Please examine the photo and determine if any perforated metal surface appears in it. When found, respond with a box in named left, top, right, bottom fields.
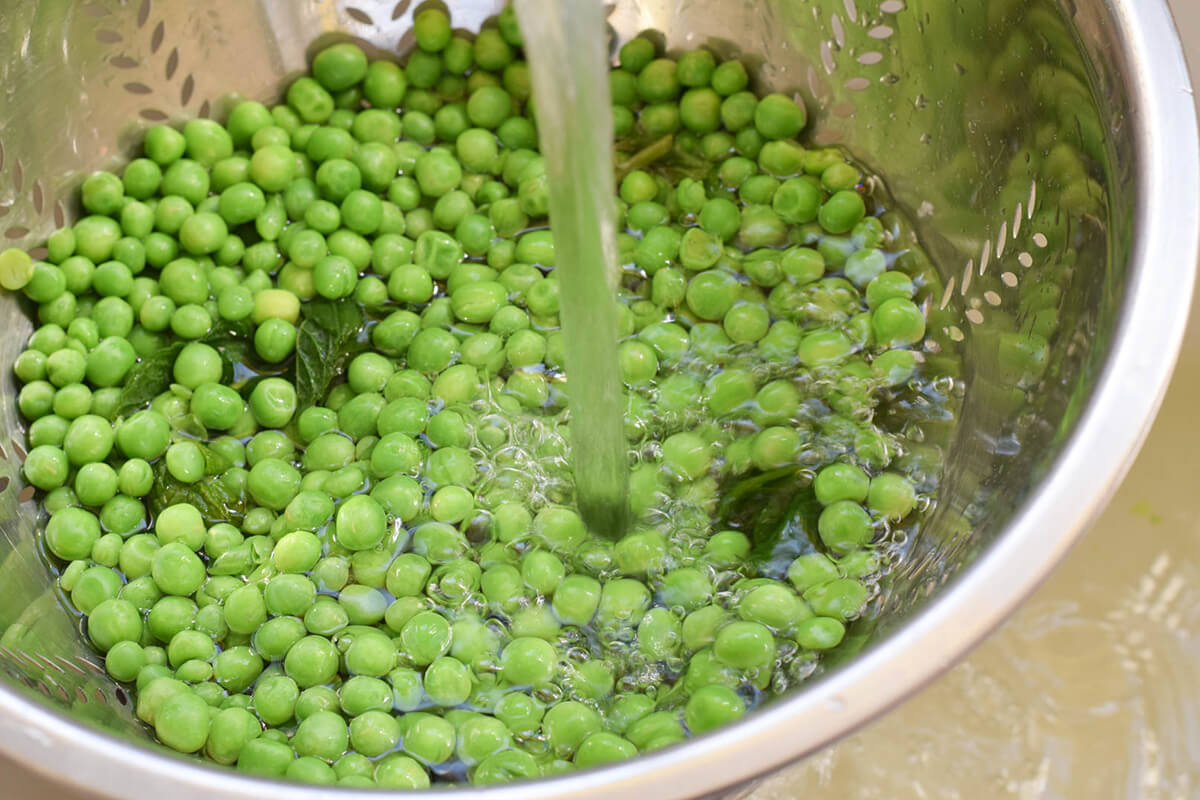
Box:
left=0, top=1, right=1193, bottom=799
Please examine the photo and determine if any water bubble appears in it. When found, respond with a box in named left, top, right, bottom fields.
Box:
left=533, top=685, right=562, bottom=705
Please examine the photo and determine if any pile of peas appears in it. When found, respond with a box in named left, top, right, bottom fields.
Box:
left=0, top=4, right=939, bottom=788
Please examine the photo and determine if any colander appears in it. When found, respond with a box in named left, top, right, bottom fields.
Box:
left=0, top=0, right=1195, bottom=798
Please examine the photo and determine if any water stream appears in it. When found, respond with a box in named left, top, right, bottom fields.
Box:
left=513, top=0, right=630, bottom=538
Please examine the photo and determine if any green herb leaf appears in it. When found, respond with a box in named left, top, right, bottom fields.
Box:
left=204, top=317, right=256, bottom=383
left=147, top=447, right=244, bottom=525
left=614, top=133, right=714, bottom=183
left=717, top=467, right=823, bottom=568
left=114, top=318, right=257, bottom=419
left=616, top=134, right=676, bottom=181
left=170, top=412, right=208, bottom=441
left=294, top=299, right=366, bottom=409
left=208, top=542, right=254, bottom=576
left=114, top=342, right=186, bottom=419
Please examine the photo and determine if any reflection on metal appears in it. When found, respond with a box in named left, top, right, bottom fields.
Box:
left=0, top=1, right=1194, bottom=800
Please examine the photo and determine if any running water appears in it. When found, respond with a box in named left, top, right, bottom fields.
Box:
left=513, top=0, right=630, bottom=538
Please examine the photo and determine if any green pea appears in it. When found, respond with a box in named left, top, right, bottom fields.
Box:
left=872, top=297, right=926, bottom=346
left=865, top=270, right=916, bottom=310
left=370, top=753, right=427, bottom=788
left=635, top=606, right=681, bottom=661
left=867, top=472, right=917, bottom=519
left=660, top=567, right=714, bottom=612
left=336, top=675, right=391, bottom=719
left=679, top=604, right=727, bottom=651
left=237, top=735, right=295, bottom=777
left=543, top=701, right=603, bottom=758
left=787, top=553, right=840, bottom=592
left=813, top=463, right=870, bottom=505
left=337, top=585, right=387, bottom=626
left=448, top=714, right=509, bottom=766
left=71, top=565, right=122, bottom=615
left=738, top=584, right=812, bottom=634
left=403, top=713, right=456, bottom=765
left=117, top=535, right=159, bottom=580
left=23, top=444, right=69, bottom=491
left=341, top=709, right=400, bottom=758
left=757, top=139, right=805, bottom=177
left=360, top=58, right=407, bottom=106
left=796, top=616, right=846, bottom=650
left=398, top=610, right=452, bottom=666
left=250, top=616, right=304, bottom=663
left=672, top=48, right=714, bottom=86
left=618, top=340, right=659, bottom=386
left=44, top=506, right=100, bottom=561
left=818, top=190, right=866, bottom=235
left=575, top=731, right=638, bottom=768
left=87, top=598, right=143, bottom=652
left=750, top=92, right=805, bottom=140
left=712, top=620, right=776, bottom=671
left=152, top=688, right=211, bottom=754
left=247, top=378, right=297, bottom=428
left=797, top=329, right=855, bottom=367
left=683, top=269, right=735, bottom=321
left=282, top=635, right=340, bottom=688
left=451, top=280, right=507, bottom=324
left=369, top=430, right=421, bottom=477
left=289, top=710, right=348, bottom=763
left=244, top=457, right=300, bottom=511
left=685, top=684, right=746, bottom=734
left=104, top=639, right=147, bottom=683
left=267, top=531, right=319, bottom=575
left=804, top=578, right=869, bottom=621
left=817, top=501, right=874, bottom=555
left=421, top=655, right=471, bottom=706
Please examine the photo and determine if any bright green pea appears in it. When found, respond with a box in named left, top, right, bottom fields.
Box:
left=817, top=500, right=875, bottom=555
left=282, top=635, right=340, bottom=688
left=543, top=701, right=603, bottom=758
left=374, top=754, right=430, bottom=788
left=363, top=60, right=408, bottom=108
left=712, top=620, right=776, bottom=671
left=155, top=689, right=212, bottom=753
left=87, top=598, right=143, bottom=652
left=399, top=610, right=452, bottom=666
left=797, top=329, right=855, bottom=367
left=819, top=190, right=866, bottom=235
left=349, top=710, right=402, bottom=757
left=738, top=584, right=812, bottom=633
left=423, top=656, right=472, bottom=706
left=575, top=731, right=638, bottom=768
left=814, top=463, right=870, bottom=505
left=685, top=684, right=746, bottom=734
left=867, top=472, right=917, bottom=519
left=872, top=297, right=926, bottom=347
left=787, top=553, right=841, bottom=593
left=247, top=378, right=297, bottom=428
left=844, top=248, right=887, bottom=288
left=796, top=616, right=847, bottom=650
left=804, top=578, right=869, bottom=621
left=403, top=713, right=456, bottom=765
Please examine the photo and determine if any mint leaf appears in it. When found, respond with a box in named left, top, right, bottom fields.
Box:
left=294, top=299, right=366, bottom=409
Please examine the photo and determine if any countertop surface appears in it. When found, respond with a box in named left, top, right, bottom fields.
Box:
left=6, top=2, right=1200, bottom=798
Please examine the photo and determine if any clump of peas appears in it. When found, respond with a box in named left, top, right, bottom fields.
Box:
left=0, top=3, right=938, bottom=788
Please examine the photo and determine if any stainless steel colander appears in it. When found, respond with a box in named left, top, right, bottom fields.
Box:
left=0, top=1, right=1195, bottom=798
